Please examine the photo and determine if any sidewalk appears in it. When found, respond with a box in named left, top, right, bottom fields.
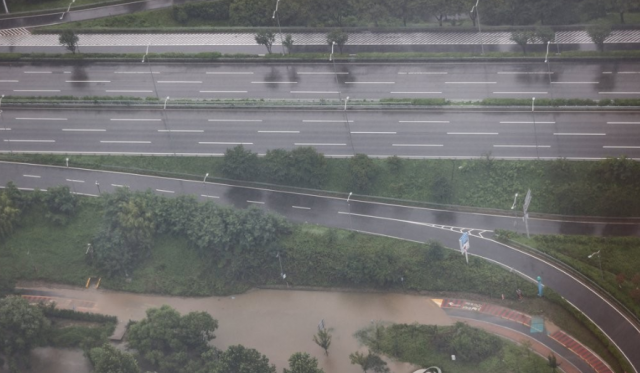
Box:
left=434, top=298, right=614, bottom=373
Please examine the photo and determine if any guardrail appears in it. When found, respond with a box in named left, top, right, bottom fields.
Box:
left=495, top=234, right=640, bottom=330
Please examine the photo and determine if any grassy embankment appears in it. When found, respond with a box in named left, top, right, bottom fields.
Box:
left=3, top=154, right=640, bottom=217
left=0, top=197, right=627, bottom=372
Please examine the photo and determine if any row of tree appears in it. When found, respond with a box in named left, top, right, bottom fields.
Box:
left=170, top=0, right=638, bottom=27
left=90, top=188, right=291, bottom=278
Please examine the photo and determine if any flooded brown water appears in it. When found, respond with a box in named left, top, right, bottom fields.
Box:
left=16, top=284, right=454, bottom=373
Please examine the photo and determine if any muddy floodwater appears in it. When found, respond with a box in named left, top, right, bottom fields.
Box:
left=14, top=284, right=454, bottom=373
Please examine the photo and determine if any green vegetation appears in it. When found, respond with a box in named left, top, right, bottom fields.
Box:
left=356, top=322, right=548, bottom=373
left=89, top=343, right=140, bottom=373
left=3, top=0, right=114, bottom=13
left=284, top=353, right=324, bottom=373
left=499, top=231, right=640, bottom=320
left=349, top=350, right=389, bottom=373
left=58, top=30, right=79, bottom=53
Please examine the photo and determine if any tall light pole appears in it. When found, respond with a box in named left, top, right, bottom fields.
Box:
left=347, top=192, right=354, bottom=230
left=95, top=181, right=101, bottom=194
left=0, top=94, right=4, bottom=113
left=344, top=96, right=349, bottom=111
left=60, top=0, right=75, bottom=20
left=330, top=41, right=336, bottom=62
left=163, top=96, right=170, bottom=110
left=544, top=41, right=550, bottom=63
left=203, top=172, right=209, bottom=183
left=470, top=0, right=485, bottom=55
left=272, top=0, right=285, bottom=56
left=2, top=0, right=9, bottom=15
left=511, top=193, right=519, bottom=227
left=65, top=157, right=69, bottom=167
left=531, top=97, right=535, bottom=112
left=142, top=44, right=149, bottom=63
left=588, top=250, right=604, bottom=281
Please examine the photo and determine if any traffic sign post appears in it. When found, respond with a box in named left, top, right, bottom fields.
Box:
left=459, top=232, right=470, bottom=264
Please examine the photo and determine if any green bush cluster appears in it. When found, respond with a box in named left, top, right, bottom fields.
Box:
left=172, top=0, right=232, bottom=24
left=40, top=303, right=118, bottom=324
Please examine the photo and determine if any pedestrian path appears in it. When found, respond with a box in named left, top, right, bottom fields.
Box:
left=434, top=298, right=614, bottom=373
left=2, top=29, right=640, bottom=47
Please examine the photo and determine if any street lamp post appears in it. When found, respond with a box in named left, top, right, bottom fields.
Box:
left=203, top=173, right=209, bottom=183
left=142, top=44, right=149, bottom=63
left=531, top=97, right=535, bottom=112
left=60, top=0, right=75, bottom=20
left=511, top=192, right=519, bottom=227
left=2, top=0, right=9, bottom=14
left=0, top=94, right=4, bottom=113
left=95, top=181, right=101, bottom=194
left=544, top=41, right=550, bottom=63
left=65, top=157, right=69, bottom=167
left=344, top=96, right=349, bottom=111
left=272, top=0, right=285, bottom=56
left=163, top=96, right=170, bottom=110
left=347, top=192, right=354, bottom=230
left=330, top=41, right=336, bottom=62
left=470, top=0, right=485, bottom=55
left=588, top=250, right=604, bottom=280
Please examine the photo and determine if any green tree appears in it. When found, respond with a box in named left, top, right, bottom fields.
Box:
left=213, top=345, right=276, bottom=373
left=0, top=190, right=20, bottom=241
left=283, top=34, right=295, bottom=54
left=349, top=350, right=389, bottom=373
left=326, top=29, right=348, bottom=53
left=450, top=322, right=503, bottom=362
left=427, top=0, right=466, bottom=27
left=127, top=305, right=217, bottom=372
left=390, top=0, right=430, bottom=26
left=586, top=22, right=612, bottom=52
left=313, top=328, right=332, bottom=356
left=482, top=0, right=537, bottom=26
left=535, top=26, right=555, bottom=44
left=222, top=145, right=260, bottom=180
left=0, top=272, right=15, bottom=298
left=510, top=30, right=535, bottom=54
left=255, top=30, right=276, bottom=53
left=229, top=0, right=272, bottom=26
left=0, top=296, right=50, bottom=373
left=289, top=146, right=328, bottom=188
left=547, top=353, right=561, bottom=373
left=58, top=30, right=79, bottom=53
left=44, top=185, right=77, bottom=225
left=580, top=0, right=608, bottom=20
left=284, top=352, right=324, bottom=373
left=264, top=148, right=293, bottom=184
left=610, top=0, right=634, bottom=23
left=348, top=154, right=379, bottom=193
left=89, top=343, right=140, bottom=373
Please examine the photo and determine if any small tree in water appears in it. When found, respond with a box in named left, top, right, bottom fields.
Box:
left=313, top=328, right=332, bottom=356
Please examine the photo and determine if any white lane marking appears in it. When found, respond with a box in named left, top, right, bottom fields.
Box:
left=16, top=117, right=67, bottom=121
left=247, top=200, right=265, bottom=204
left=258, top=131, right=300, bottom=133
left=618, top=71, right=640, bottom=74
left=66, top=80, right=110, bottom=83
left=398, top=72, right=447, bottom=75
left=493, top=145, right=551, bottom=148
left=208, top=119, right=262, bottom=122
left=23, top=174, right=41, bottom=178
left=302, top=120, right=353, bottom=123
left=391, top=91, right=442, bottom=94
left=66, top=179, right=84, bottom=183
left=294, top=143, right=346, bottom=146
left=297, top=72, right=348, bottom=75
left=345, top=81, right=395, bottom=84
left=602, top=72, right=613, bottom=74
left=554, top=133, right=606, bottom=136
left=13, top=90, right=60, bottom=92
left=351, top=132, right=396, bottom=134
left=62, top=129, right=106, bottom=132
left=201, top=194, right=220, bottom=199
left=493, top=92, right=548, bottom=94
left=110, top=118, right=161, bottom=121
left=206, top=72, right=254, bottom=74
left=157, top=130, right=204, bottom=133
left=24, top=71, right=51, bottom=74
left=392, top=144, right=443, bottom=147
left=156, top=189, right=174, bottom=194
left=105, top=90, right=153, bottom=93
left=3, top=139, right=55, bottom=142
left=551, top=81, right=598, bottom=84
left=63, top=71, right=71, bottom=74
left=399, top=120, right=449, bottom=123
left=500, top=121, right=556, bottom=124
left=607, top=122, right=640, bottom=124
left=447, top=132, right=499, bottom=135
left=445, top=81, right=497, bottom=84
left=603, top=146, right=640, bottom=149
left=157, top=81, right=202, bottom=84
left=599, top=92, right=640, bottom=95
left=0, top=80, right=19, bottom=82
left=200, top=90, right=248, bottom=93
left=497, top=71, right=553, bottom=75
left=292, top=206, right=311, bottom=209
left=199, top=142, right=253, bottom=145
left=114, top=71, right=159, bottom=74
left=251, top=81, right=297, bottom=84
left=0, top=128, right=11, bottom=131
left=100, top=141, right=152, bottom=143
left=111, top=184, right=128, bottom=187
left=291, top=91, right=340, bottom=94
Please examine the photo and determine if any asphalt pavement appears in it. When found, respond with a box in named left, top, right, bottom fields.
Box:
left=2, top=61, right=640, bottom=100
left=0, top=161, right=638, bottom=371
left=2, top=108, right=640, bottom=160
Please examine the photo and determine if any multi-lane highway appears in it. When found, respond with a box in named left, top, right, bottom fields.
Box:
left=1, top=108, right=640, bottom=159
left=1, top=161, right=639, bottom=371
left=2, top=62, right=640, bottom=100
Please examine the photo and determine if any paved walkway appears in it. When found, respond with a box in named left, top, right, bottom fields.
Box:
left=436, top=298, right=614, bottom=373
left=2, top=28, right=640, bottom=47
